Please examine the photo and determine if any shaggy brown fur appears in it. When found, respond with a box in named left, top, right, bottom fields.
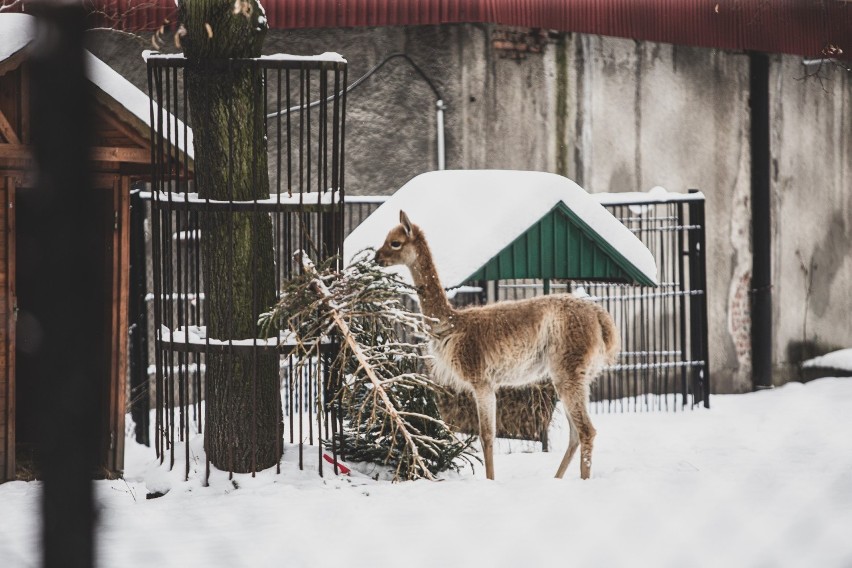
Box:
left=435, top=385, right=557, bottom=443
left=375, top=211, right=619, bottom=480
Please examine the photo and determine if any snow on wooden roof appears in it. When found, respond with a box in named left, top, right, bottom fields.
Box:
left=0, top=13, right=192, bottom=159
left=0, top=14, right=32, bottom=64
left=86, top=51, right=193, bottom=160
left=344, top=170, right=659, bottom=288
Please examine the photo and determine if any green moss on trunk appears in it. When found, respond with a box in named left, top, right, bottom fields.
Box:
left=180, top=0, right=282, bottom=472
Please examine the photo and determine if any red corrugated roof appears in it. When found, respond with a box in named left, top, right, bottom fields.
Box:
left=82, top=0, right=851, bottom=60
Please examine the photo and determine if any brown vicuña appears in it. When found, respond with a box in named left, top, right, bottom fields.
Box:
left=375, top=210, right=619, bottom=480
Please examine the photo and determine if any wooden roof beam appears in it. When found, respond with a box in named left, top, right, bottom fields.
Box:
left=0, top=111, right=20, bottom=145
left=0, top=143, right=149, bottom=163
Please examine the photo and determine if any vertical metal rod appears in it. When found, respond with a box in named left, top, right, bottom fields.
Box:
left=129, top=188, right=150, bottom=445
left=677, top=203, right=689, bottom=409
left=164, top=66, right=176, bottom=471
left=151, top=65, right=165, bottom=463
left=436, top=99, right=446, bottom=170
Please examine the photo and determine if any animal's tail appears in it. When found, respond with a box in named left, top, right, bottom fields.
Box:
left=597, top=309, right=620, bottom=366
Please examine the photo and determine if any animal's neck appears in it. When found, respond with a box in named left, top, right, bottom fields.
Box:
left=408, top=238, right=455, bottom=324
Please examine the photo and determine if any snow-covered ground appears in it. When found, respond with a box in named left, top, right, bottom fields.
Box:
left=2, top=377, right=851, bottom=567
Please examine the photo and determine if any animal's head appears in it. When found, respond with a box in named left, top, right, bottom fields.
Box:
left=375, top=210, right=418, bottom=267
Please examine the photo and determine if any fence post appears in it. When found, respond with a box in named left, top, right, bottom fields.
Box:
left=129, top=187, right=150, bottom=445
left=688, top=190, right=711, bottom=408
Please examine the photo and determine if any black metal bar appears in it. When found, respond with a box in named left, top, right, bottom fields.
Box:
left=677, top=202, right=690, bottom=409
left=749, top=51, right=773, bottom=391
left=689, top=190, right=711, bottom=407
left=28, top=6, right=97, bottom=566
left=152, top=56, right=166, bottom=463
left=129, top=188, right=151, bottom=446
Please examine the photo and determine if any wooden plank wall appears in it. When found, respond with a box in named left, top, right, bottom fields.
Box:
left=104, top=176, right=129, bottom=474
left=1, top=177, right=16, bottom=482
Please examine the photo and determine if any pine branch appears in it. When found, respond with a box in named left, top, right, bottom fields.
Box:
left=261, top=250, right=476, bottom=481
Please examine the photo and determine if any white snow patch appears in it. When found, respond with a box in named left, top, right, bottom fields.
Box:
left=802, top=348, right=852, bottom=372
left=344, top=170, right=659, bottom=288
left=143, top=51, right=347, bottom=64
left=159, top=325, right=308, bottom=347
left=593, top=185, right=705, bottom=205
left=87, top=51, right=194, bottom=159
left=0, top=13, right=34, bottom=63
left=142, top=190, right=336, bottom=206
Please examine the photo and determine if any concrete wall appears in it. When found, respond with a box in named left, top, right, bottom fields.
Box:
left=770, top=56, right=852, bottom=384
left=562, top=36, right=752, bottom=393
left=85, top=24, right=852, bottom=393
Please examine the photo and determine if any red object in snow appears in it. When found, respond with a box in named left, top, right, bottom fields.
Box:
left=323, top=454, right=351, bottom=475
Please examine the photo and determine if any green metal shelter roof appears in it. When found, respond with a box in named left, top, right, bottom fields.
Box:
left=467, top=202, right=656, bottom=286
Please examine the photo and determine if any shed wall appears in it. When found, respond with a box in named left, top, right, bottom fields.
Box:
left=0, top=177, right=14, bottom=482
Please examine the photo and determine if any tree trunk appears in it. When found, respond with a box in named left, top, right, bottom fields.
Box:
left=179, top=0, right=281, bottom=472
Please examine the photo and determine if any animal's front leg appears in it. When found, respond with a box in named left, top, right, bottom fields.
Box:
left=473, top=387, right=497, bottom=480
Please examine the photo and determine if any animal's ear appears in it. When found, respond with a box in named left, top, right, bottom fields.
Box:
left=400, top=210, right=412, bottom=237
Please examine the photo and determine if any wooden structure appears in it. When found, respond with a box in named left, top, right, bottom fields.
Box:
left=0, top=15, right=192, bottom=482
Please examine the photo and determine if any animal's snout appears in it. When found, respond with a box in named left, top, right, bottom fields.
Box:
left=374, top=249, right=387, bottom=266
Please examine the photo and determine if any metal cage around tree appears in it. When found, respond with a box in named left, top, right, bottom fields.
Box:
left=146, top=53, right=347, bottom=482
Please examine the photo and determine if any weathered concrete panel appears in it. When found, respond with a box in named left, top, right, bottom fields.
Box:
left=569, top=35, right=751, bottom=392
left=770, top=55, right=852, bottom=383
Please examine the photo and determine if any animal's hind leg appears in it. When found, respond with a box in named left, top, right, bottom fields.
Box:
left=473, top=387, right=497, bottom=480
left=554, top=402, right=579, bottom=479
left=554, top=378, right=596, bottom=479
left=567, top=394, right=596, bottom=479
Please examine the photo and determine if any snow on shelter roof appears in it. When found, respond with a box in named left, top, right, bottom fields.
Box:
left=344, top=170, right=659, bottom=288
left=0, top=14, right=192, bottom=160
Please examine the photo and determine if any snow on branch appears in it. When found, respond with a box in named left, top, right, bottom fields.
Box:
left=259, top=250, right=476, bottom=481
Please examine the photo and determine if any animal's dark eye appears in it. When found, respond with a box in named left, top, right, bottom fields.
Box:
left=390, top=240, right=402, bottom=249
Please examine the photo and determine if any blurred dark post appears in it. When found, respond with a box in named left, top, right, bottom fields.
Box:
left=29, top=4, right=99, bottom=568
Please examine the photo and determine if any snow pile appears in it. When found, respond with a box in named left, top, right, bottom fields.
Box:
left=2, top=378, right=852, bottom=567
left=802, top=348, right=852, bottom=372
left=344, top=170, right=659, bottom=288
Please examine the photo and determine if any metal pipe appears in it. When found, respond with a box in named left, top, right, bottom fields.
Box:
left=749, top=51, right=773, bottom=391
left=436, top=99, right=446, bottom=170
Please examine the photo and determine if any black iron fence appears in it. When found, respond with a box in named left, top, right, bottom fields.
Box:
left=145, top=54, right=347, bottom=481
